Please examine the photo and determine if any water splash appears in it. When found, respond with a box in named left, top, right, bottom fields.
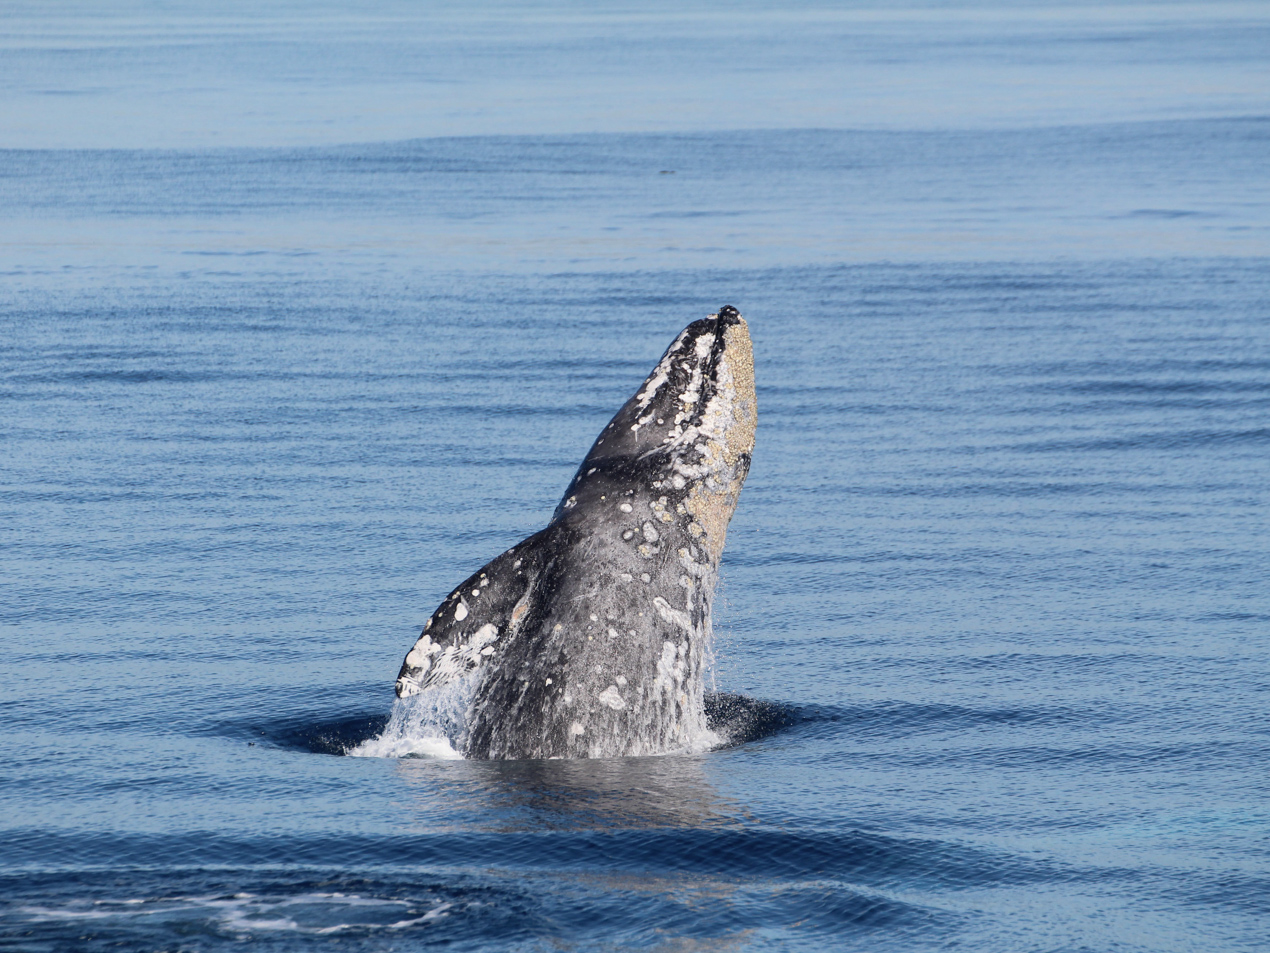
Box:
left=347, top=679, right=475, bottom=760
left=347, top=673, right=730, bottom=760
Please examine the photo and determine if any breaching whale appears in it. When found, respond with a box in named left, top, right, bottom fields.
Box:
left=394, top=307, right=756, bottom=759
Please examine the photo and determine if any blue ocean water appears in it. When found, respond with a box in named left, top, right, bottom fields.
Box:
left=3, top=2, right=1269, bottom=951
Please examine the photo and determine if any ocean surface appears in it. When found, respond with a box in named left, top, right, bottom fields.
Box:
left=3, top=2, right=1269, bottom=951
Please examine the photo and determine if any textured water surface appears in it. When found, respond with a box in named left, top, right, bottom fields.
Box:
left=3, top=2, right=1270, bottom=951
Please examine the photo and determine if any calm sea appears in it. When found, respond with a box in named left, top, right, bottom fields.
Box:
left=2, top=2, right=1268, bottom=951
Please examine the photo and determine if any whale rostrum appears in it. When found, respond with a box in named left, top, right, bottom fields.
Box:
left=394, top=307, right=756, bottom=759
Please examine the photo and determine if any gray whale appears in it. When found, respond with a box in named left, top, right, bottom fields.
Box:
left=394, top=307, right=756, bottom=759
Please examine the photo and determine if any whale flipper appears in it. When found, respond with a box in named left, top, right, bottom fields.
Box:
left=394, top=528, right=555, bottom=696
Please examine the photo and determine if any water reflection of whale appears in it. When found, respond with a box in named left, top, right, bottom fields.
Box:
left=392, top=748, right=744, bottom=833
left=378, top=696, right=797, bottom=832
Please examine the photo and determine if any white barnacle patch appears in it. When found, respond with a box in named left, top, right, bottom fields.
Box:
left=619, top=502, right=633, bottom=513
left=653, top=640, right=683, bottom=696
left=404, top=632, right=438, bottom=671
left=454, top=601, right=469, bottom=621
left=634, top=338, right=682, bottom=411
left=564, top=495, right=578, bottom=509
left=598, top=685, right=626, bottom=710
left=545, top=677, right=553, bottom=685
left=641, top=573, right=651, bottom=583
left=616, top=674, right=627, bottom=687
left=607, top=627, right=619, bottom=639
left=678, top=547, right=708, bottom=578
left=637, top=543, right=658, bottom=559
left=623, top=529, right=634, bottom=540
left=650, top=498, right=674, bottom=524
left=619, top=572, right=633, bottom=582
left=570, top=722, right=586, bottom=736
left=471, top=589, right=481, bottom=597
left=641, top=521, right=659, bottom=543
left=653, top=595, right=693, bottom=633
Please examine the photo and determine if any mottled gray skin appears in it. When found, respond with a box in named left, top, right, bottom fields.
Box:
left=395, top=307, right=756, bottom=759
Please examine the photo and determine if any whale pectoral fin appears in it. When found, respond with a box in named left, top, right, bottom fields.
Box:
left=394, top=529, right=549, bottom=698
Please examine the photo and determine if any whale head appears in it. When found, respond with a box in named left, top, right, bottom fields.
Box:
left=554, top=306, right=756, bottom=559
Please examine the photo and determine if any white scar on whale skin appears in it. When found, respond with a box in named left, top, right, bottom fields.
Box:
left=379, top=308, right=755, bottom=760
left=397, top=623, right=498, bottom=696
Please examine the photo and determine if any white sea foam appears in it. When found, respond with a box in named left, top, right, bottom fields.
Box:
left=347, top=679, right=475, bottom=759
left=18, top=893, right=451, bottom=936
left=676, top=725, right=723, bottom=755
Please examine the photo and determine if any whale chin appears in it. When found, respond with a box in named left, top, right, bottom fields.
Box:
left=393, top=307, right=756, bottom=760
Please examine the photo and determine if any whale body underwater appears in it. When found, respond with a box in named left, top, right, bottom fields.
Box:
left=393, top=307, right=756, bottom=759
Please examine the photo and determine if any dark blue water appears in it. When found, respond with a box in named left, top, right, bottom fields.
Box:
left=3, top=3, right=1269, bottom=951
